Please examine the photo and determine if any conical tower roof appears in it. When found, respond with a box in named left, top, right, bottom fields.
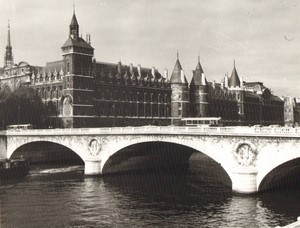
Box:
left=170, top=54, right=188, bottom=84
left=190, top=57, right=207, bottom=86
left=228, top=61, right=240, bottom=87
left=69, top=7, right=79, bottom=40
left=70, top=11, right=79, bottom=27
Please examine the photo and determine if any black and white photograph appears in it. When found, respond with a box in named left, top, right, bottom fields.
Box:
left=0, top=0, right=300, bottom=227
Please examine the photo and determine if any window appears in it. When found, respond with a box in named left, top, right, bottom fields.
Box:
left=67, top=62, right=70, bottom=73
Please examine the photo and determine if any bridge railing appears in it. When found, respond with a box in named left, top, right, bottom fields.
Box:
left=5, top=126, right=300, bottom=137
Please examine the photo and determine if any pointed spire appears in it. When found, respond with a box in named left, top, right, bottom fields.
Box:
left=228, top=60, right=241, bottom=87
left=4, top=19, right=13, bottom=66
left=69, top=6, right=79, bottom=40
left=7, top=20, right=11, bottom=47
left=170, top=53, right=187, bottom=84
left=191, top=56, right=206, bottom=86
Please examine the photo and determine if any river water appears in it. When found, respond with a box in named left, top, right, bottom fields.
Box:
left=0, top=153, right=299, bottom=227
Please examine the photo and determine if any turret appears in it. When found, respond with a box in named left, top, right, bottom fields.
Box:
left=189, top=56, right=209, bottom=117
left=170, top=53, right=189, bottom=125
left=228, top=60, right=241, bottom=88
left=69, top=8, right=79, bottom=40
left=229, top=61, right=245, bottom=123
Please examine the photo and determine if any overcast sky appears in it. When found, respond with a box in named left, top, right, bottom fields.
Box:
left=1, top=0, right=300, bottom=97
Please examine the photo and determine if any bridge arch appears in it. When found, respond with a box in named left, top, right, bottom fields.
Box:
left=100, top=136, right=233, bottom=184
left=258, top=158, right=300, bottom=192
left=7, top=137, right=88, bottom=163
left=10, top=141, right=84, bottom=164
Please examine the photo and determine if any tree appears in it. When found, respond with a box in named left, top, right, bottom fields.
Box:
left=0, top=86, right=47, bottom=129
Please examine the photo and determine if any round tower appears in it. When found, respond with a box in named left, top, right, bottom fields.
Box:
left=170, top=54, right=189, bottom=125
left=190, top=57, right=209, bottom=117
left=229, top=61, right=245, bottom=124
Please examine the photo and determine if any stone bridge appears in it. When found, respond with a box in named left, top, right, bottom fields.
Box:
left=1, top=125, right=300, bottom=194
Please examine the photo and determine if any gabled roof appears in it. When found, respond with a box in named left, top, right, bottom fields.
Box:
left=190, top=60, right=207, bottom=86
left=229, top=65, right=240, bottom=87
left=62, top=36, right=94, bottom=49
left=170, top=59, right=188, bottom=84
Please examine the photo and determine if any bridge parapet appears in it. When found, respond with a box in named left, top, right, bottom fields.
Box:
left=5, top=126, right=300, bottom=137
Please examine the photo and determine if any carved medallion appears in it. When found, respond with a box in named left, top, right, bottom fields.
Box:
left=234, top=142, right=257, bottom=167
left=88, top=139, right=101, bottom=156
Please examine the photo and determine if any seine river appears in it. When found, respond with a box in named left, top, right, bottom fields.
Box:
left=0, top=153, right=299, bottom=227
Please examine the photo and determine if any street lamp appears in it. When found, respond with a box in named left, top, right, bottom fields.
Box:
left=151, top=93, right=153, bottom=117
left=17, top=106, right=20, bottom=125
left=158, top=94, right=161, bottom=117
left=144, top=93, right=146, bottom=117
left=259, top=97, right=263, bottom=126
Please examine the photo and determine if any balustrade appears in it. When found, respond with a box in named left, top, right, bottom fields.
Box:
left=5, top=126, right=300, bottom=137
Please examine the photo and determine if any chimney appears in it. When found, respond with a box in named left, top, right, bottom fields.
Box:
left=240, top=76, right=244, bottom=87
left=86, top=34, right=91, bottom=45
left=130, top=63, right=133, bottom=75
left=151, top=66, right=155, bottom=77
left=164, top=68, right=168, bottom=81
left=224, top=73, right=228, bottom=88
left=201, top=73, right=207, bottom=85
left=137, top=64, right=141, bottom=76
left=118, top=61, right=122, bottom=74
left=212, top=80, right=215, bottom=89
left=180, top=70, right=185, bottom=83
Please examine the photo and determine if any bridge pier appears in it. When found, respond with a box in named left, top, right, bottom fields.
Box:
left=231, top=167, right=258, bottom=194
left=84, top=160, right=102, bottom=176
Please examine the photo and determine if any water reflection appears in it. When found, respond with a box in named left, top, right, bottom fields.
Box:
left=0, top=153, right=298, bottom=227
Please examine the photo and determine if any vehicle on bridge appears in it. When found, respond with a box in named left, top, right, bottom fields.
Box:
left=181, top=117, right=223, bottom=127
left=6, top=124, right=33, bottom=130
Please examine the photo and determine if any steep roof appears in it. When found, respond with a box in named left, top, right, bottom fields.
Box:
left=70, top=12, right=79, bottom=27
left=62, top=36, right=94, bottom=50
left=44, top=60, right=65, bottom=73
left=190, top=60, right=207, bottom=86
left=94, top=61, right=163, bottom=79
left=170, top=59, right=188, bottom=84
left=229, top=65, right=241, bottom=87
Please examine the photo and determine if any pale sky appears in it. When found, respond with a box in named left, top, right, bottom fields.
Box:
left=1, top=0, right=300, bottom=97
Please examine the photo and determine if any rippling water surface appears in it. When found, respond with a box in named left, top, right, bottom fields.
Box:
left=0, top=153, right=299, bottom=227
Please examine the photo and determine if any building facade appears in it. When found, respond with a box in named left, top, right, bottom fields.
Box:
left=0, top=11, right=285, bottom=128
left=172, top=58, right=284, bottom=126
left=282, top=96, right=300, bottom=126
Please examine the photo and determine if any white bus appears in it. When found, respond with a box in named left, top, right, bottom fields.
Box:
left=6, top=124, right=33, bottom=130
left=181, top=117, right=223, bottom=127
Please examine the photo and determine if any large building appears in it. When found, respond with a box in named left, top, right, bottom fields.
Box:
left=170, top=58, right=284, bottom=126
left=0, top=11, right=284, bottom=128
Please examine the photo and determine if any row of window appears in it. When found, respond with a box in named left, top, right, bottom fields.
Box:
left=94, top=102, right=170, bottom=118
left=31, top=73, right=63, bottom=83
left=95, top=73, right=169, bottom=88
left=37, top=85, right=64, bottom=100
